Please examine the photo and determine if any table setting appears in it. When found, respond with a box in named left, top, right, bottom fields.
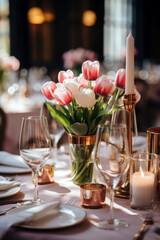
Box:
left=0, top=151, right=160, bottom=240
left=0, top=32, right=160, bottom=240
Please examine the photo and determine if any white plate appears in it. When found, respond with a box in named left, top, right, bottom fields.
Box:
left=0, top=165, right=31, bottom=174
left=8, top=204, right=86, bottom=229
left=0, top=186, right=21, bottom=198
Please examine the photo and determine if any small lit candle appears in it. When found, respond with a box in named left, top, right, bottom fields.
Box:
left=131, top=167, right=155, bottom=207
left=125, top=32, right=135, bottom=94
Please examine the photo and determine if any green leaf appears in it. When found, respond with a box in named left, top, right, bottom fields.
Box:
left=46, top=102, right=72, bottom=133
left=96, top=108, right=110, bottom=118
left=70, top=122, right=88, bottom=136
left=57, top=105, right=70, bottom=117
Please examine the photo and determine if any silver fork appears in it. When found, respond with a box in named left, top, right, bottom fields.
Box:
left=133, top=212, right=154, bottom=240
left=64, top=198, right=76, bottom=206
left=0, top=206, right=17, bottom=216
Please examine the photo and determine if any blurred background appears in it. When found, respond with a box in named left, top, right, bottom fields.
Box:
left=0, top=0, right=160, bottom=153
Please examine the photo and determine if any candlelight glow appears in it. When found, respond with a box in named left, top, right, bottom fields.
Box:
left=140, top=166, right=144, bottom=177
left=44, top=12, right=55, bottom=22
left=28, top=7, right=45, bottom=24
left=28, top=8, right=55, bottom=24
left=82, top=10, right=97, bottom=27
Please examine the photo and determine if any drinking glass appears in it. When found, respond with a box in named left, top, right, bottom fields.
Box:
left=111, top=108, right=138, bottom=198
left=93, top=123, right=129, bottom=230
left=19, top=116, right=51, bottom=204
left=41, top=103, right=65, bottom=161
left=111, top=107, right=138, bottom=140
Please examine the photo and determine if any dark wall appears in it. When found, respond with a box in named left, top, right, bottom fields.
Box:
left=9, top=0, right=104, bottom=71
left=9, top=0, right=29, bottom=68
left=133, top=0, right=160, bottom=67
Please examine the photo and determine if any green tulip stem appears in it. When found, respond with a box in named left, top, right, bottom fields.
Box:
left=72, top=161, right=89, bottom=181
left=88, top=81, right=92, bottom=89
left=105, top=94, right=114, bottom=109
left=108, top=88, right=121, bottom=115
left=67, top=103, right=75, bottom=121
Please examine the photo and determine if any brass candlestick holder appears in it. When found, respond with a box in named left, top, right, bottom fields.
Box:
left=115, top=93, right=136, bottom=199
left=123, top=94, right=136, bottom=155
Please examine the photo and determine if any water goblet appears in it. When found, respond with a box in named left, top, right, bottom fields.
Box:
left=93, top=123, right=129, bottom=230
left=111, top=107, right=138, bottom=140
left=41, top=103, right=65, bottom=160
left=19, top=116, right=51, bottom=204
left=111, top=108, right=139, bottom=198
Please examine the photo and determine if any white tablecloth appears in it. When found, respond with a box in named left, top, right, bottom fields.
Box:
left=0, top=152, right=159, bottom=240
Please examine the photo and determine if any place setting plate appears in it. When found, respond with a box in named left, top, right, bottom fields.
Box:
left=0, top=186, right=21, bottom=199
left=0, top=165, right=31, bottom=174
left=8, top=204, right=87, bottom=229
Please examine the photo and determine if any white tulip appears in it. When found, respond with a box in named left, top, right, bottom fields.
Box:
left=63, top=78, right=79, bottom=98
left=75, top=87, right=96, bottom=108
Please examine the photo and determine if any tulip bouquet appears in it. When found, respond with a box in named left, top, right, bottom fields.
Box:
left=41, top=62, right=127, bottom=136
left=41, top=61, right=139, bottom=185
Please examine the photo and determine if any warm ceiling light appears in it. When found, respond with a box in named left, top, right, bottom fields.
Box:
left=44, top=12, right=55, bottom=22
left=82, top=10, right=97, bottom=27
left=28, top=7, right=45, bottom=24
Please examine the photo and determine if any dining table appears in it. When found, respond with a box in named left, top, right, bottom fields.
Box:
left=0, top=150, right=160, bottom=240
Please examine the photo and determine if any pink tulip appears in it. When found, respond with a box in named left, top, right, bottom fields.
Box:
left=7, top=56, right=20, bottom=71
left=134, top=88, right=141, bottom=103
left=94, top=75, right=116, bottom=95
left=58, top=70, right=74, bottom=83
left=115, top=68, right=126, bottom=89
left=53, top=85, right=72, bottom=105
left=0, top=52, right=20, bottom=71
left=41, top=81, right=57, bottom=100
left=78, top=74, right=89, bottom=88
left=82, top=60, right=100, bottom=80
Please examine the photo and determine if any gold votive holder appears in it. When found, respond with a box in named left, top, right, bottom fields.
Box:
left=38, top=164, right=54, bottom=184
left=37, top=158, right=55, bottom=184
left=147, top=126, right=160, bottom=201
left=80, top=183, right=106, bottom=209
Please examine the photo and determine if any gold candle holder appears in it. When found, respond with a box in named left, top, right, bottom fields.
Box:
left=123, top=94, right=136, bottom=154
left=115, top=94, right=136, bottom=199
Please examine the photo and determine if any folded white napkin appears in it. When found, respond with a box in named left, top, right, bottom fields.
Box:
left=0, top=201, right=60, bottom=239
left=0, top=151, right=29, bottom=169
left=0, top=176, right=21, bottom=191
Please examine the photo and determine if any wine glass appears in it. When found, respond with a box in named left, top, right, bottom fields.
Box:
left=93, top=123, right=129, bottom=230
left=111, top=107, right=138, bottom=143
left=41, top=103, right=65, bottom=161
left=19, top=116, right=51, bottom=204
left=111, top=108, right=138, bottom=197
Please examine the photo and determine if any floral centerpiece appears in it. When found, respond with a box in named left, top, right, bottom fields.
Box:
left=0, top=51, right=20, bottom=92
left=41, top=61, right=140, bottom=185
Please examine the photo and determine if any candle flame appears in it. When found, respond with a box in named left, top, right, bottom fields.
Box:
left=140, top=166, right=144, bottom=177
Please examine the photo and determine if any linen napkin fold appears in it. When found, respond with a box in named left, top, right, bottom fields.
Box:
left=0, top=151, right=29, bottom=169
left=0, top=201, right=60, bottom=239
left=0, top=176, right=21, bottom=191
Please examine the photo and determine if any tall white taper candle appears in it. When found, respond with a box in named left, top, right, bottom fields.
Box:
left=125, top=32, right=135, bottom=94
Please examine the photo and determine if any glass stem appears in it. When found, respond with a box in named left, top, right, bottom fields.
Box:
left=53, top=139, right=57, bottom=160
left=32, top=170, right=39, bottom=202
left=109, top=186, right=114, bottom=221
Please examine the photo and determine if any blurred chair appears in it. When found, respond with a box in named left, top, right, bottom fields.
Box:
left=0, top=107, right=7, bottom=150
